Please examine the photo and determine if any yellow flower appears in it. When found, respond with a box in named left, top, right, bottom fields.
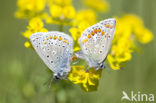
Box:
left=69, top=27, right=79, bottom=41
left=70, top=10, right=97, bottom=51
left=135, top=27, right=153, bottom=44
left=23, top=17, right=48, bottom=39
left=24, top=41, right=33, bottom=49
left=73, top=10, right=97, bottom=26
left=15, top=0, right=46, bottom=19
left=54, top=0, right=72, bottom=5
left=84, top=0, right=109, bottom=12
left=23, top=17, right=47, bottom=48
left=63, top=6, right=76, bottom=19
left=48, top=0, right=76, bottom=21
left=108, top=14, right=153, bottom=70
left=68, top=66, right=102, bottom=92
left=50, top=4, right=62, bottom=18
left=121, top=14, right=153, bottom=44
left=47, top=0, right=72, bottom=5
left=73, top=46, right=81, bottom=52
left=17, top=0, right=46, bottom=12
left=50, top=5, right=76, bottom=19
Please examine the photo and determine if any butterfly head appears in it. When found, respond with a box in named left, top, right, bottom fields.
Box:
left=100, top=63, right=105, bottom=69
left=53, top=70, right=68, bottom=81
left=96, top=62, right=106, bottom=69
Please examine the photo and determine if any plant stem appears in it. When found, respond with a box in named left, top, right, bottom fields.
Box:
left=59, top=21, right=63, bottom=32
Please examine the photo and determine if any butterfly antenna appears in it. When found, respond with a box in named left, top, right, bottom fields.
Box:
left=48, top=76, right=53, bottom=89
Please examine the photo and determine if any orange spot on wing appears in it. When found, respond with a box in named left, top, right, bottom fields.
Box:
left=63, top=40, right=69, bottom=44
left=49, top=36, right=52, bottom=39
left=72, top=55, right=77, bottom=61
left=58, top=36, right=62, bottom=41
left=91, top=31, right=94, bottom=36
left=98, top=29, right=101, bottom=32
left=101, top=31, right=105, bottom=35
left=105, top=24, right=110, bottom=28
left=54, top=35, right=57, bottom=39
left=110, top=25, right=113, bottom=29
left=94, top=29, right=98, bottom=33
left=87, top=34, right=91, bottom=39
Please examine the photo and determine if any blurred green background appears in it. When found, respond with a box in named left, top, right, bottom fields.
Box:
left=0, top=0, right=156, bottom=103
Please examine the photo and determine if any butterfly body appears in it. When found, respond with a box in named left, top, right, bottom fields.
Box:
left=77, top=18, right=116, bottom=69
left=30, top=31, right=73, bottom=79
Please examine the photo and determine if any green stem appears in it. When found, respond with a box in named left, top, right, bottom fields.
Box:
left=59, top=21, right=63, bottom=32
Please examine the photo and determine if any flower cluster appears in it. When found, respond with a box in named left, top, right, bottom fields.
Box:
left=107, top=14, right=153, bottom=70
left=15, top=0, right=47, bottom=19
left=83, top=0, right=109, bottom=12
left=68, top=66, right=102, bottom=92
left=23, top=17, right=48, bottom=48
left=46, top=0, right=76, bottom=25
left=70, top=10, right=97, bottom=51
left=15, top=0, right=153, bottom=92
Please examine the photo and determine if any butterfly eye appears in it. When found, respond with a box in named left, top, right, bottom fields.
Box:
left=54, top=75, right=60, bottom=80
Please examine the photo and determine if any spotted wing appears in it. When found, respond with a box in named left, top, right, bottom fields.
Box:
left=79, top=18, right=116, bottom=67
left=30, top=31, right=73, bottom=73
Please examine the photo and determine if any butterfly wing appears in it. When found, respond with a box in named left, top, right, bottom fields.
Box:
left=79, top=18, right=116, bottom=67
left=30, top=31, right=73, bottom=73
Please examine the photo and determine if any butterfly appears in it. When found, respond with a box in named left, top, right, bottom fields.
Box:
left=75, top=18, right=116, bottom=70
left=30, top=31, right=73, bottom=80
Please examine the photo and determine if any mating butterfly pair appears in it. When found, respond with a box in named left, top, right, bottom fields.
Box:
left=30, top=18, right=116, bottom=80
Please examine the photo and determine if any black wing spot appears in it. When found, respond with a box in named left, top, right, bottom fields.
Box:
left=99, top=50, right=102, bottom=54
